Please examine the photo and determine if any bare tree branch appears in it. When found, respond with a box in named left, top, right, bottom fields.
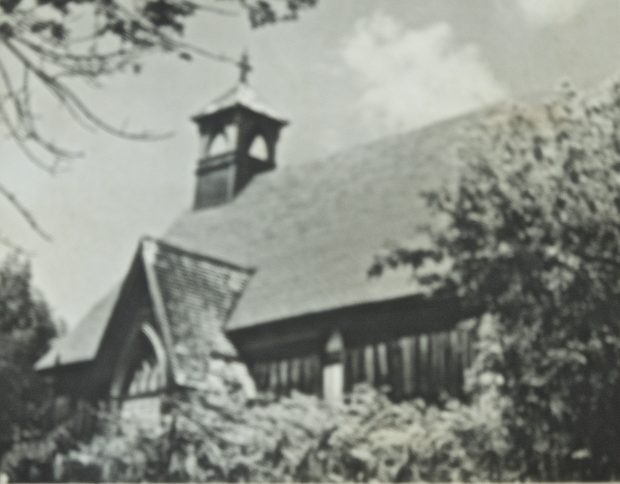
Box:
left=0, top=183, right=52, bottom=241
left=0, top=0, right=318, bottom=243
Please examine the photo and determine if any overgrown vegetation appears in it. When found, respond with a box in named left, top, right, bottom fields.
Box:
left=373, top=77, right=620, bottom=480
left=1, top=312, right=514, bottom=482
left=2, top=383, right=513, bottom=482
left=0, top=254, right=58, bottom=460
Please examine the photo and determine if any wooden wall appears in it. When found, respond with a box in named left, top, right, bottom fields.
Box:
left=344, top=327, right=474, bottom=399
left=248, top=325, right=474, bottom=400
left=235, top=295, right=475, bottom=401
left=250, top=354, right=322, bottom=396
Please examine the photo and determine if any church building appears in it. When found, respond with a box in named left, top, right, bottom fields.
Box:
left=36, top=57, right=477, bottom=417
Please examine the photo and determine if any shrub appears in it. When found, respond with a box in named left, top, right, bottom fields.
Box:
left=2, top=380, right=512, bottom=482
left=297, top=385, right=514, bottom=482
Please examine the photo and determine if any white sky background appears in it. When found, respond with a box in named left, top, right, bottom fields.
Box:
left=341, top=14, right=508, bottom=135
left=2, top=0, right=620, bottom=326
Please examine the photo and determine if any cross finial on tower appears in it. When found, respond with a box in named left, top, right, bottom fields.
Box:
left=238, top=50, right=252, bottom=85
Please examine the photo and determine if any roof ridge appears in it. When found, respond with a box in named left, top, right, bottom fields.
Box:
left=141, top=236, right=255, bottom=274
left=292, top=105, right=492, bottom=170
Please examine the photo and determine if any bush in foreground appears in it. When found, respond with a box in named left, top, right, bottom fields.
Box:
left=2, top=378, right=512, bottom=482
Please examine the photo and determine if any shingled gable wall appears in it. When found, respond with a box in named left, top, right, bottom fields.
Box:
left=38, top=238, right=257, bottom=421
left=44, top=250, right=156, bottom=404
left=143, top=238, right=256, bottom=395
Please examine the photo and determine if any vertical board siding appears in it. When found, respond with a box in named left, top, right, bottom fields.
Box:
left=247, top=326, right=475, bottom=399
left=418, top=334, right=429, bottom=397
left=344, top=350, right=353, bottom=392
left=301, top=357, right=311, bottom=393
left=449, top=330, right=461, bottom=395
left=254, top=363, right=263, bottom=390
left=387, top=340, right=403, bottom=400
left=345, top=347, right=364, bottom=392
left=463, top=329, right=473, bottom=368
left=376, top=342, right=389, bottom=387
left=431, top=333, right=441, bottom=396
left=253, top=363, right=264, bottom=390
left=438, top=332, right=448, bottom=394
left=400, top=337, right=414, bottom=397
left=364, top=345, right=375, bottom=385
left=250, top=354, right=323, bottom=394
left=291, top=357, right=300, bottom=390
left=270, top=361, right=279, bottom=393
left=353, top=347, right=363, bottom=387
left=308, top=355, right=319, bottom=394
left=279, top=359, right=289, bottom=394
left=411, top=335, right=420, bottom=397
left=312, top=354, right=322, bottom=395
left=355, top=346, right=365, bottom=383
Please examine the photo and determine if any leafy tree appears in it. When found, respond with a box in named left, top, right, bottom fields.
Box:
left=0, top=253, right=58, bottom=459
left=373, top=78, right=620, bottom=480
left=0, top=0, right=317, bottom=241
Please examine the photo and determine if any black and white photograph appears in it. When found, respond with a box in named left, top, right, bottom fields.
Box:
left=2, top=0, right=620, bottom=481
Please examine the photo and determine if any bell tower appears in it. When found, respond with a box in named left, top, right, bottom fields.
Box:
left=191, top=53, right=289, bottom=210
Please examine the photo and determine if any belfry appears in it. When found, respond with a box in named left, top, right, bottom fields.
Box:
left=191, top=52, right=288, bottom=210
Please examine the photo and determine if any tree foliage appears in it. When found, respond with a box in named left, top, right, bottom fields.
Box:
left=0, top=253, right=58, bottom=458
left=374, top=78, right=620, bottom=480
left=1, top=383, right=512, bottom=482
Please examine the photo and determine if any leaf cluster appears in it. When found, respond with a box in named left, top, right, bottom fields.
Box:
left=376, top=78, right=620, bottom=479
left=1, top=378, right=513, bottom=482
left=0, top=253, right=58, bottom=460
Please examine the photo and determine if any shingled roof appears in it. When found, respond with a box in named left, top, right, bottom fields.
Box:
left=35, top=285, right=122, bottom=369
left=165, top=114, right=474, bottom=330
left=36, top=110, right=481, bottom=372
left=36, top=239, right=252, bottom=374
left=145, top=239, right=253, bottom=385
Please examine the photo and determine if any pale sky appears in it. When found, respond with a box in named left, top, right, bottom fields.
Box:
left=2, top=0, right=620, bottom=326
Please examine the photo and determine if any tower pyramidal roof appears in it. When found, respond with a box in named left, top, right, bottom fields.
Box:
left=193, top=51, right=287, bottom=124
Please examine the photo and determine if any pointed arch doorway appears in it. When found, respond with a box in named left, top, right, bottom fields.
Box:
left=110, top=323, right=168, bottom=423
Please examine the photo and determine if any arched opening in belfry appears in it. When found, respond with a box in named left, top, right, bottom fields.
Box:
left=207, top=132, right=231, bottom=157
left=248, top=134, right=269, bottom=162
left=208, top=132, right=231, bottom=156
left=206, top=125, right=238, bottom=158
